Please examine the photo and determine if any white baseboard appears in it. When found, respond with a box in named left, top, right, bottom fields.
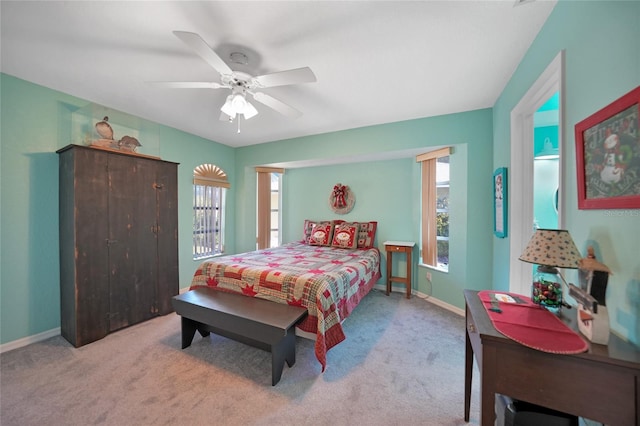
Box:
left=373, top=284, right=465, bottom=317
left=0, top=327, right=61, bottom=354
left=413, top=290, right=465, bottom=316
left=1, top=288, right=464, bottom=353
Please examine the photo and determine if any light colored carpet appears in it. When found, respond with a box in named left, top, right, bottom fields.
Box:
left=1, top=289, right=480, bottom=425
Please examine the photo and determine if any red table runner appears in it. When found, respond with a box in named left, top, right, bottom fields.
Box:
left=478, top=290, right=587, bottom=354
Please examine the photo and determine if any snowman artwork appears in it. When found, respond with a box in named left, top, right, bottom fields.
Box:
left=600, top=133, right=625, bottom=184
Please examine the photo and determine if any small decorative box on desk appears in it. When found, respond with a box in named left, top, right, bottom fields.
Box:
left=383, top=241, right=415, bottom=299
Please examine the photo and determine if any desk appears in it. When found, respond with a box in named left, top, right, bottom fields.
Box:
left=384, top=241, right=415, bottom=299
left=464, top=289, right=640, bottom=426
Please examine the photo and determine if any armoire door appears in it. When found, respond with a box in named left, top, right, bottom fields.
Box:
left=59, top=146, right=110, bottom=346
left=155, top=161, right=179, bottom=315
left=107, top=155, right=158, bottom=331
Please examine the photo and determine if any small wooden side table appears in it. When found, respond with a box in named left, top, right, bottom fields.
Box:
left=384, top=241, right=415, bottom=299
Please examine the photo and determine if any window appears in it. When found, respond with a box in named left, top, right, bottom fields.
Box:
left=435, top=157, right=450, bottom=269
left=417, top=147, right=451, bottom=271
left=256, top=167, right=283, bottom=249
left=193, top=164, right=229, bottom=259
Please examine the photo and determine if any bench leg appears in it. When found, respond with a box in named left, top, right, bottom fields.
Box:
left=181, top=317, right=198, bottom=349
left=270, top=329, right=296, bottom=386
left=181, top=317, right=211, bottom=349
left=283, top=329, right=296, bottom=368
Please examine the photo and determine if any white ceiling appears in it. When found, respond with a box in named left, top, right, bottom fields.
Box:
left=0, top=1, right=556, bottom=148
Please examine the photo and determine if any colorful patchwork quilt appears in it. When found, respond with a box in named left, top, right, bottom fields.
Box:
left=190, top=241, right=381, bottom=371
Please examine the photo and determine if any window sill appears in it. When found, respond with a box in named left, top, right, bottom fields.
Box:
left=419, top=262, right=449, bottom=274
left=193, top=252, right=225, bottom=261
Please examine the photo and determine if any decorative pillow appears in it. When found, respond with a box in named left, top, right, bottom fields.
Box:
left=357, top=221, right=378, bottom=249
left=309, top=222, right=334, bottom=246
left=331, top=222, right=359, bottom=249
left=303, top=220, right=345, bottom=244
left=302, top=219, right=316, bottom=243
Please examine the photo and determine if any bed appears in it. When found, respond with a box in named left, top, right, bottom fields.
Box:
left=190, top=222, right=381, bottom=371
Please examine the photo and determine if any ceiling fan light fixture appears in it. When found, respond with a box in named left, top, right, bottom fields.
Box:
left=221, top=95, right=237, bottom=118
left=221, top=93, right=258, bottom=120
left=243, top=101, right=258, bottom=120
left=168, top=31, right=316, bottom=131
left=231, top=93, right=247, bottom=111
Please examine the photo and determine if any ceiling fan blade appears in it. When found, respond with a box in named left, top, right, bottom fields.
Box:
left=173, top=31, right=233, bottom=76
left=150, top=81, right=225, bottom=89
left=252, top=92, right=302, bottom=118
left=253, top=67, right=316, bottom=88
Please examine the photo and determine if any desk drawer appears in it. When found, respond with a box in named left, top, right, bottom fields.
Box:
left=386, top=245, right=411, bottom=253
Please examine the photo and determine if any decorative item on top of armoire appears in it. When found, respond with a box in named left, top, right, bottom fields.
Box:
left=329, top=183, right=355, bottom=214
left=92, top=116, right=115, bottom=148
left=57, top=144, right=179, bottom=347
left=92, top=116, right=142, bottom=153
left=95, top=116, right=113, bottom=139
left=118, top=135, right=141, bottom=152
left=569, top=245, right=613, bottom=345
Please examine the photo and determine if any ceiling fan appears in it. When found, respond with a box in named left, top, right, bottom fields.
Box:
left=154, top=31, right=317, bottom=129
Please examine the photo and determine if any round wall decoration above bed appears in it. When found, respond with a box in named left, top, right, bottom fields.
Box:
left=329, top=183, right=355, bottom=214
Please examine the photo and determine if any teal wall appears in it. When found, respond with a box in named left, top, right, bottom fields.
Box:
left=492, top=0, right=640, bottom=345
left=235, top=111, right=493, bottom=309
left=0, top=72, right=492, bottom=346
left=3, top=0, right=638, bottom=348
left=0, top=74, right=235, bottom=344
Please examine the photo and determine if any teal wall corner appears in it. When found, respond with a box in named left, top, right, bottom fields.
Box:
left=492, top=0, right=640, bottom=345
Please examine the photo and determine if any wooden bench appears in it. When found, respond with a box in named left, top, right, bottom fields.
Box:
left=171, top=287, right=308, bottom=386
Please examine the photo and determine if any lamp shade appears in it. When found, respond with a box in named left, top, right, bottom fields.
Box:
left=519, top=229, right=581, bottom=269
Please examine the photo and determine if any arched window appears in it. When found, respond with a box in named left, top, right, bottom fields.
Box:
left=193, top=164, right=229, bottom=259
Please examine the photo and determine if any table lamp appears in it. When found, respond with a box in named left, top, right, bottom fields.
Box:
left=518, top=229, right=582, bottom=311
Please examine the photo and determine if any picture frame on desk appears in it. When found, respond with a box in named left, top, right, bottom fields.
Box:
left=493, top=167, right=507, bottom=238
left=574, top=86, right=640, bottom=209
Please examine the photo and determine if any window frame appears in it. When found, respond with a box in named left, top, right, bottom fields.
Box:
left=417, top=147, right=451, bottom=272
left=192, top=164, right=229, bottom=260
left=193, top=184, right=226, bottom=259
left=256, top=167, right=284, bottom=249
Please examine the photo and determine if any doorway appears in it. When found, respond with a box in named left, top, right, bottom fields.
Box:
left=509, top=51, right=564, bottom=295
left=534, top=92, right=560, bottom=230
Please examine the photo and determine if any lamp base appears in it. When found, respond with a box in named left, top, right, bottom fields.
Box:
left=532, top=265, right=563, bottom=312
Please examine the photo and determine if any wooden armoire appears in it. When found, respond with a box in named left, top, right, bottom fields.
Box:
left=57, top=144, right=179, bottom=347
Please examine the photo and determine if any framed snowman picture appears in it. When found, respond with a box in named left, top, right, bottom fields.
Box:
left=575, top=86, right=640, bottom=209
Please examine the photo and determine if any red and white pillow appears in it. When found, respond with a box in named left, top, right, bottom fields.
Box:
left=302, top=219, right=315, bottom=243
left=331, top=222, right=359, bottom=249
left=303, top=220, right=330, bottom=244
left=303, top=219, right=377, bottom=249
left=309, top=222, right=334, bottom=246
left=357, top=221, right=378, bottom=249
